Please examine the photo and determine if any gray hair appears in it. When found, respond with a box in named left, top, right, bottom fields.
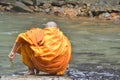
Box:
left=45, top=21, right=57, bottom=27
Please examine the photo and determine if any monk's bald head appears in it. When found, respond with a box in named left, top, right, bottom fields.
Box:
left=45, top=21, right=57, bottom=28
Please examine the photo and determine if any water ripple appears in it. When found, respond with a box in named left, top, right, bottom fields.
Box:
left=0, top=31, right=18, bottom=35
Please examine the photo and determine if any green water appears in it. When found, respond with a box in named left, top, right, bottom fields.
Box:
left=0, top=12, right=120, bottom=75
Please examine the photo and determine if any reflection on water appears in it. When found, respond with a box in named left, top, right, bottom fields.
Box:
left=0, top=12, right=120, bottom=77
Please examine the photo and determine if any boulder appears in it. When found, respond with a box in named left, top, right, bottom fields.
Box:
left=12, top=1, right=33, bottom=12
left=0, top=0, right=15, bottom=5
left=22, top=0, right=33, bottom=6
left=33, top=0, right=42, bottom=6
left=51, top=1, right=66, bottom=7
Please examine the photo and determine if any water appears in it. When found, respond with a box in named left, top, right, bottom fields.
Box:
left=0, top=12, right=120, bottom=79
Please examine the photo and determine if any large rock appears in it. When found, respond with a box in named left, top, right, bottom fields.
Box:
left=51, top=1, right=66, bottom=7
left=0, top=0, right=15, bottom=5
left=22, top=0, right=33, bottom=5
left=33, top=0, right=42, bottom=6
left=80, top=0, right=120, bottom=12
left=12, top=1, right=33, bottom=12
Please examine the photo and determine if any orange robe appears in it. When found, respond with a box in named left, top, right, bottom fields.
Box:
left=16, top=27, right=71, bottom=75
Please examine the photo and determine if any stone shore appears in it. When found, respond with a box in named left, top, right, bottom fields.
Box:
left=0, top=75, right=72, bottom=80
left=0, top=0, right=120, bottom=19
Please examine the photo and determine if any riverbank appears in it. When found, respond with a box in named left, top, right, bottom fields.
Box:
left=0, top=0, right=120, bottom=21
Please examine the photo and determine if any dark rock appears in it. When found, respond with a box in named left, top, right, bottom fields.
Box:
left=0, top=0, right=15, bottom=5
left=51, top=1, right=66, bottom=7
left=32, top=0, right=41, bottom=6
left=66, top=1, right=81, bottom=7
left=12, top=1, right=33, bottom=12
left=22, top=0, right=33, bottom=6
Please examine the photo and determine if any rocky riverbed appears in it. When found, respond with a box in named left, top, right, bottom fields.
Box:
left=67, top=64, right=120, bottom=80
left=0, top=75, right=71, bottom=80
left=0, top=65, right=120, bottom=80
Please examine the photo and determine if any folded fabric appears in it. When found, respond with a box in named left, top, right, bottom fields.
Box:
left=16, top=27, right=71, bottom=75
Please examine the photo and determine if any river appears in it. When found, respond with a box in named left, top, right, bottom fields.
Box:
left=0, top=12, right=120, bottom=79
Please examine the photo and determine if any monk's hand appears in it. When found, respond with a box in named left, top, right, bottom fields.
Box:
left=8, top=52, right=16, bottom=62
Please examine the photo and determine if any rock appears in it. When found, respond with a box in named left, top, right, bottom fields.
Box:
left=42, top=3, right=52, bottom=9
left=33, top=0, right=42, bottom=6
left=5, top=5, right=13, bottom=11
left=0, top=0, right=15, bottom=5
left=22, top=0, right=33, bottom=6
left=43, top=8, right=51, bottom=14
left=98, top=12, right=120, bottom=21
left=98, top=12, right=112, bottom=20
left=12, top=1, right=33, bottom=12
left=0, top=5, right=2, bottom=10
left=51, top=6, right=64, bottom=16
left=111, top=12, right=120, bottom=23
left=63, top=7, right=78, bottom=18
left=51, top=1, right=66, bottom=7
left=112, top=5, right=120, bottom=12
left=77, top=4, right=90, bottom=17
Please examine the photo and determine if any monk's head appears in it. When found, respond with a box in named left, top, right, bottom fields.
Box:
left=45, top=21, right=57, bottom=28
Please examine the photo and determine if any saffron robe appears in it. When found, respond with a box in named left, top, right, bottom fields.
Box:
left=16, top=27, right=71, bottom=75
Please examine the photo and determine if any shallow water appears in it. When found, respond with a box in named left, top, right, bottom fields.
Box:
left=0, top=12, right=120, bottom=79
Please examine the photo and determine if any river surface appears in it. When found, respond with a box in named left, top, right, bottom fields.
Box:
left=0, top=12, right=120, bottom=79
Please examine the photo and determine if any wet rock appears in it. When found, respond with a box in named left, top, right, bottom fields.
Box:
left=12, top=1, right=33, bottom=12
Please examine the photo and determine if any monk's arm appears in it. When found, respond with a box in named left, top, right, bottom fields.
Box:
left=8, top=42, right=21, bottom=62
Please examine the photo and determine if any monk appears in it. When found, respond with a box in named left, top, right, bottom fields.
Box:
left=8, top=21, right=71, bottom=75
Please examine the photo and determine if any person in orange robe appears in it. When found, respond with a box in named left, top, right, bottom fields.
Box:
left=8, top=21, right=71, bottom=75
